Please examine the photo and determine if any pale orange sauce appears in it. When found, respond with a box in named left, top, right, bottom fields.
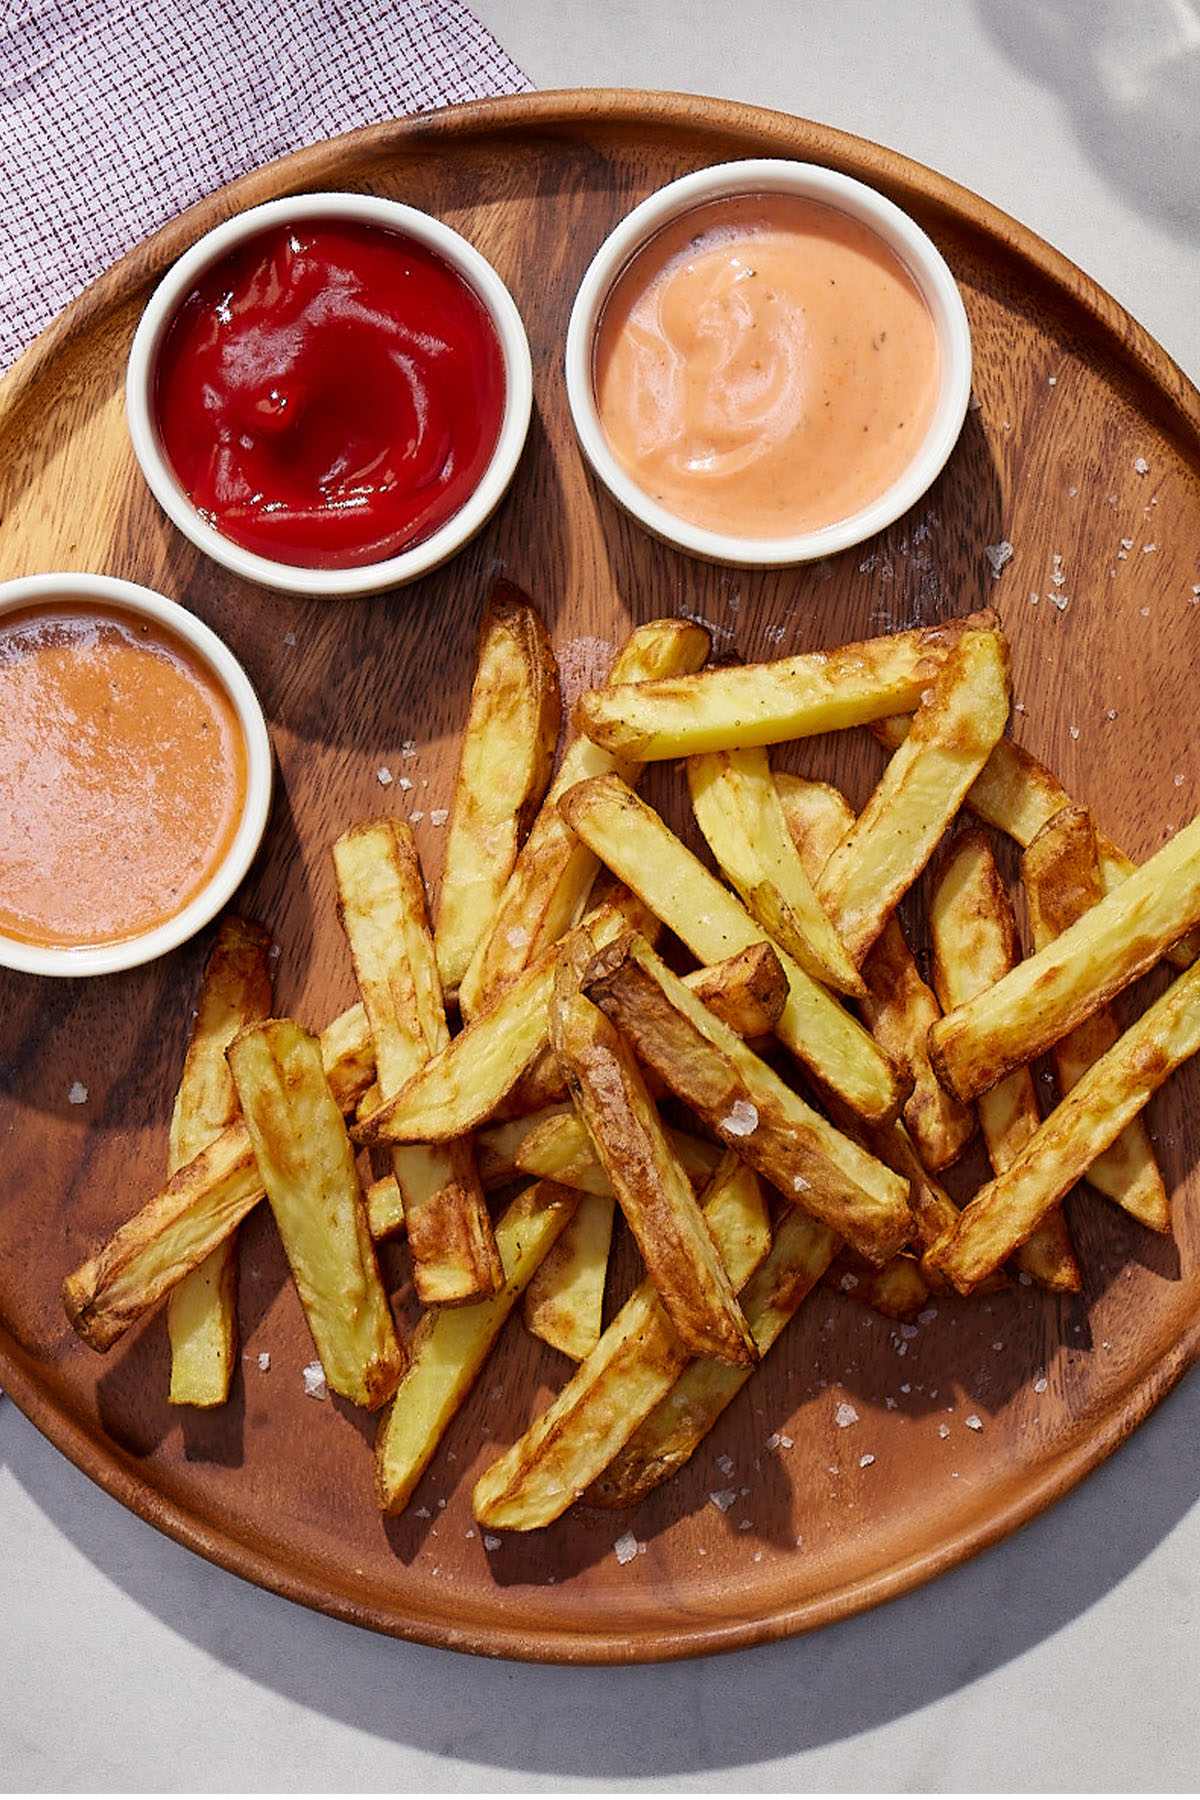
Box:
left=0, top=601, right=248, bottom=946
left=594, top=193, right=940, bottom=539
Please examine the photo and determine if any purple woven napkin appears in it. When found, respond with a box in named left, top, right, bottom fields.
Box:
left=0, top=0, right=530, bottom=369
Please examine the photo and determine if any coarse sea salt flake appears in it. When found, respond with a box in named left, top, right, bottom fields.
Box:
left=302, top=1360, right=327, bottom=1400
left=984, top=540, right=1013, bottom=578
left=376, top=766, right=393, bottom=786
left=483, top=1534, right=501, bottom=1551
left=834, top=1401, right=858, bottom=1429
left=938, top=1423, right=951, bottom=1439
left=721, top=1099, right=758, bottom=1137
left=430, top=808, right=449, bottom=826
left=257, top=1351, right=271, bottom=1371
left=614, top=1531, right=641, bottom=1565
left=716, top=1453, right=734, bottom=1476
left=965, top=1413, right=984, bottom=1431
left=859, top=1453, right=876, bottom=1468
left=400, top=739, right=417, bottom=758
left=1033, top=1376, right=1048, bottom=1394
left=67, top=1082, right=88, bottom=1105
left=709, top=1488, right=737, bottom=1512
left=1134, top=456, right=1150, bottom=475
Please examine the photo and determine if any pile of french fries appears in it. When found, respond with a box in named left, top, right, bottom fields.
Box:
left=61, top=585, right=1200, bottom=1538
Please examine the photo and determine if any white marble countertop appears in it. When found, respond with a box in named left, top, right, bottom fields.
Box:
left=5, top=1, right=1200, bottom=1790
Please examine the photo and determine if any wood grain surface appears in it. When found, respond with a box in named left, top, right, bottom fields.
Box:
left=1, top=90, right=1199, bottom=1664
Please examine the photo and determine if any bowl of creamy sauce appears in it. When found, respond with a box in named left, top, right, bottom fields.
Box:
left=566, top=161, right=971, bottom=566
left=0, top=574, right=271, bottom=977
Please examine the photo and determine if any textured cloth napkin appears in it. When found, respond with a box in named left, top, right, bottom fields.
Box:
left=0, top=0, right=530, bottom=369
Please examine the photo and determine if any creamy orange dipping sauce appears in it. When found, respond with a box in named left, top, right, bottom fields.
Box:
left=0, top=602, right=248, bottom=947
left=593, top=193, right=940, bottom=539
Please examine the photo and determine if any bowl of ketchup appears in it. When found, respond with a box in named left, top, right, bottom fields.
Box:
left=126, top=193, right=532, bottom=596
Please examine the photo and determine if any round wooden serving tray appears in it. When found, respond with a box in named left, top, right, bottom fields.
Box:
left=2, top=91, right=1199, bottom=1664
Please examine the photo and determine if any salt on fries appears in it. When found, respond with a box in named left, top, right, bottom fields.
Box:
left=61, top=597, right=1200, bottom=1545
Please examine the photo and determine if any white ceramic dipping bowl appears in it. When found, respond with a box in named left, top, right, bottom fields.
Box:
left=126, top=192, right=533, bottom=597
left=0, top=573, right=272, bottom=978
left=565, top=158, right=972, bottom=567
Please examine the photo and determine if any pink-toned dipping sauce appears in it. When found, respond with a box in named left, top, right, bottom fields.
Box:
left=593, top=193, right=940, bottom=539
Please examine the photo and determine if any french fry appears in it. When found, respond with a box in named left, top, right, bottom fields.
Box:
left=873, top=713, right=1197, bottom=969
left=434, top=583, right=561, bottom=998
left=933, top=957, right=1200, bottom=1292
left=583, top=933, right=913, bottom=1264
left=816, top=628, right=1011, bottom=964
left=473, top=1155, right=770, bottom=1529
left=929, top=831, right=1080, bottom=1292
left=551, top=935, right=758, bottom=1365
left=334, top=821, right=501, bottom=1305
left=458, top=618, right=709, bottom=1019
left=577, top=615, right=986, bottom=760
left=522, top=1192, right=615, bottom=1361
left=1022, top=808, right=1169, bottom=1231
left=63, top=1002, right=378, bottom=1352
left=930, top=811, right=1200, bottom=1103
left=365, top=1173, right=404, bottom=1236
left=589, top=1206, right=837, bottom=1509
left=375, top=1182, right=578, bottom=1513
left=476, top=1107, right=573, bottom=1191
left=515, top=1107, right=720, bottom=1196
left=688, top=749, right=864, bottom=996
left=775, top=773, right=975, bottom=1172
left=826, top=1249, right=930, bottom=1322
left=166, top=917, right=272, bottom=1407
left=557, top=775, right=906, bottom=1127
left=227, top=1020, right=404, bottom=1409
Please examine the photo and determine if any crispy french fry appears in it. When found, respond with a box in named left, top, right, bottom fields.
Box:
left=775, top=773, right=975, bottom=1172
left=930, top=811, right=1200, bottom=1103
left=458, top=619, right=709, bottom=1019
left=933, top=957, right=1200, bottom=1292
left=352, top=900, right=639, bottom=1148
left=473, top=1155, right=770, bottom=1529
left=1022, top=808, right=1169, bottom=1231
left=577, top=615, right=987, bottom=760
left=166, top=917, right=272, bottom=1407
left=365, top=1173, right=404, bottom=1236
left=826, top=1249, right=930, bottom=1321
left=929, top=831, right=1080, bottom=1292
left=588, top=1206, right=837, bottom=1509
left=434, top=583, right=561, bottom=998
left=583, top=933, right=912, bottom=1264
left=558, top=775, right=905, bottom=1126
left=873, top=714, right=1197, bottom=969
left=334, top=821, right=501, bottom=1305
left=688, top=749, right=864, bottom=996
left=816, top=629, right=1011, bottom=964
left=551, top=935, right=757, bottom=1366
left=375, top=1182, right=578, bottom=1513
left=227, top=1020, right=403, bottom=1409
left=522, top=1191, right=615, bottom=1361
left=62, top=1002, right=379, bottom=1352
left=515, top=1107, right=720, bottom=1196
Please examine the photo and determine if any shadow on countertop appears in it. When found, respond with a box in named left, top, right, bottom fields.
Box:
left=4, top=1364, right=1199, bottom=1783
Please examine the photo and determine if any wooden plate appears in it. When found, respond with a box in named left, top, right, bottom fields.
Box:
left=2, top=90, right=1199, bottom=1665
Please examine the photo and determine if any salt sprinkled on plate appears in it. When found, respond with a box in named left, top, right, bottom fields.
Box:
left=721, top=1098, right=758, bottom=1137
left=737, top=1519, right=752, bottom=1532
left=715, top=1453, right=734, bottom=1476
left=1033, top=1375, right=1048, bottom=1394
left=834, top=1401, right=858, bottom=1428
left=430, top=808, right=449, bottom=827
left=483, top=1534, right=501, bottom=1551
left=938, top=1423, right=951, bottom=1439
left=283, top=630, right=297, bottom=648
left=859, top=1453, right=876, bottom=1469
left=400, top=739, right=417, bottom=758
left=414, top=1506, right=431, bottom=1519
left=67, top=1081, right=88, bottom=1105
left=397, top=775, right=413, bottom=792
left=257, top=1351, right=271, bottom=1371
left=839, top=1271, right=859, bottom=1293
left=984, top=540, right=1013, bottom=578
left=613, top=1531, right=641, bottom=1566
left=1050, top=593, right=1070, bottom=612
left=917, top=1307, right=937, bottom=1326
left=1134, top=456, right=1150, bottom=475
left=408, top=810, right=425, bottom=824
left=709, top=1488, right=737, bottom=1513
left=766, top=1432, right=793, bottom=1451
left=1069, top=724, right=1081, bottom=741
left=965, top=1413, right=984, bottom=1431
left=376, top=767, right=393, bottom=786
left=302, top=1360, right=327, bottom=1400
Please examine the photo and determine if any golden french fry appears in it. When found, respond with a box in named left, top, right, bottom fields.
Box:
left=929, top=830, right=1080, bottom=1292
left=589, top=1206, right=837, bottom=1509
left=1022, top=808, right=1169, bottom=1231
left=577, top=615, right=988, bottom=760
left=434, top=582, right=561, bottom=998
left=473, top=1155, right=770, bottom=1529
left=557, top=774, right=906, bottom=1127
left=365, top=1173, right=404, bottom=1236
left=826, top=1250, right=929, bottom=1322
left=583, top=933, right=912, bottom=1264
left=166, top=916, right=272, bottom=1407
left=930, top=811, right=1200, bottom=1104
left=475, top=1107, right=573, bottom=1192
left=816, top=629, right=1011, bottom=964
left=515, top=1107, right=720, bottom=1197
left=933, top=957, right=1200, bottom=1292
left=227, top=1020, right=404, bottom=1410
left=551, top=935, right=757, bottom=1366
left=375, top=1182, right=578, bottom=1513
left=775, top=772, right=975, bottom=1173
left=873, top=714, right=1197, bottom=969
left=522, top=1191, right=615, bottom=1361
left=458, top=618, right=709, bottom=1019
left=688, top=749, right=864, bottom=996
left=334, top=820, right=501, bottom=1306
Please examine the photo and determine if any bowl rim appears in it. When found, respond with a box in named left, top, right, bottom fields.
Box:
left=564, top=157, right=973, bottom=567
left=0, top=572, right=273, bottom=978
left=125, top=191, right=533, bottom=597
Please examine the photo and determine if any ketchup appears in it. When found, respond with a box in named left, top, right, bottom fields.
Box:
left=154, top=221, right=506, bottom=570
